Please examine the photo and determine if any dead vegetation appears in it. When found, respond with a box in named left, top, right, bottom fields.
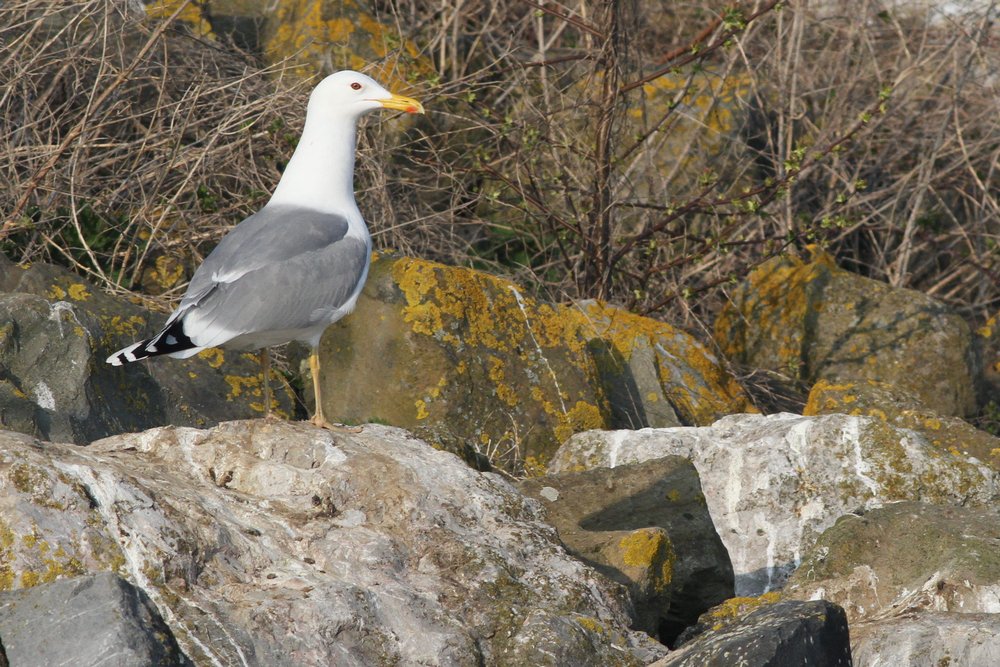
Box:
left=0, top=0, right=997, bottom=331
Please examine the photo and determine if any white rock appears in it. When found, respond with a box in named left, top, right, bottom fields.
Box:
left=552, top=413, right=999, bottom=595
left=0, top=421, right=664, bottom=666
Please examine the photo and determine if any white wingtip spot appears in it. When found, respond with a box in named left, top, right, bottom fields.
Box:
left=106, top=341, right=145, bottom=366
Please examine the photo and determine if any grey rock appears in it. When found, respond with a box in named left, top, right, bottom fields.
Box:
left=653, top=600, right=852, bottom=667
left=519, top=458, right=733, bottom=646
left=0, top=421, right=666, bottom=666
left=785, top=502, right=1000, bottom=621
left=851, top=612, right=1000, bottom=667
left=714, top=252, right=979, bottom=417
left=314, top=255, right=749, bottom=474
left=0, top=254, right=296, bottom=443
left=552, top=413, right=999, bottom=595
left=0, top=572, right=189, bottom=666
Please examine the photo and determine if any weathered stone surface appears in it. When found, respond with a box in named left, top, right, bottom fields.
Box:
left=653, top=600, right=852, bottom=667
left=518, top=457, right=734, bottom=645
left=850, top=612, right=1000, bottom=667
left=671, top=591, right=783, bottom=647
left=714, top=251, right=979, bottom=417
left=552, top=413, right=999, bottom=594
left=0, top=421, right=665, bottom=665
left=0, top=571, right=189, bottom=666
left=263, top=0, right=430, bottom=87
left=0, top=255, right=295, bottom=443
left=805, top=379, right=1000, bottom=470
left=575, top=299, right=751, bottom=429
left=784, top=502, right=1000, bottom=621
left=317, top=254, right=608, bottom=472
left=317, top=254, right=749, bottom=473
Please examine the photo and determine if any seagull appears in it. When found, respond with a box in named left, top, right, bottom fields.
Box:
left=106, top=70, right=424, bottom=429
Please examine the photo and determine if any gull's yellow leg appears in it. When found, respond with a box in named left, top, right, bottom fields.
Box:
left=309, top=349, right=361, bottom=432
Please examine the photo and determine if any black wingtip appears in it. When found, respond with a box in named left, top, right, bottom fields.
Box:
left=105, top=317, right=197, bottom=365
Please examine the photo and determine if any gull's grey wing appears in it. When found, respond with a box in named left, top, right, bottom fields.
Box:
left=179, top=205, right=352, bottom=311
left=171, top=205, right=369, bottom=348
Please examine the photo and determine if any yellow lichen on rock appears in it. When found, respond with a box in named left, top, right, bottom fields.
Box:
left=617, top=528, right=675, bottom=592
left=553, top=401, right=605, bottom=445
left=265, top=0, right=430, bottom=88
left=67, top=283, right=90, bottom=301
left=705, top=591, right=783, bottom=631
left=145, top=0, right=215, bottom=38
left=198, top=348, right=226, bottom=369
left=224, top=374, right=261, bottom=402
left=571, top=299, right=751, bottom=425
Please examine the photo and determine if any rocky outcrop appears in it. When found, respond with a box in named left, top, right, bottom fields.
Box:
left=518, top=457, right=734, bottom=645
left=804, top=378, right=1000, bottom=470
left=264, top=0, right=431, bottom=86
left=653, top=600, right=852, bottom=667
left=316, top=254, right=749, bottom=473
left=0, top=421, right=665, bottom=665
left=551, top=413, right=999, bottom=594
left=155, top=0, right=432, bottom=87
left=714, top=250, right=979, bottom=417
left=786, top=501, right=1000, bottom=612
left=0, top=255, right=296, bottom=443
left=850, top=612, right=1000, bottom=667
left=783, top=502, right=1000, bottom=664
left=0, top=572, right=189, bottom=666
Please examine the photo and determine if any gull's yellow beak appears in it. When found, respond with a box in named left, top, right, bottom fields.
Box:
left=377, top=93, right=424, bottom=114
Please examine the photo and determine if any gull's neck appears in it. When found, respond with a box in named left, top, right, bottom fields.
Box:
left=268, top=113, right=362, bottom=218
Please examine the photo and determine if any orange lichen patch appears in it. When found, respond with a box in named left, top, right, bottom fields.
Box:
left=570, top=300, right=751, bottom=425
left=144, top=255, right=186, bottom=293
left=705, top=592, right=783, bottom=631
left=145, top=0, right=215, bottom=38
left=714, top=252, right=837, bottom=380
left=393, top=258, right=513, bottom=349
left=976, top=312, right=996, bottom=339
left=632, top=72, right=751, bottom=140
left=67, top=284, right=90, bottom=301
left=487, top=356, right=519, bottom=407
left=224, top=374, right=261, bottom=401
left=265, top=0, right=431, bottom=88
left=198, top=348, right=225, bottom=369
left=617, top=528, right=675, bottom=592
left=553, top=401, right=604, bottom=444
left=101, top=314, right=147, bottom=338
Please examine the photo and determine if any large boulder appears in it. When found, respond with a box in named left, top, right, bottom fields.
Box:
left=805, top=378, right=1000, bottom=470
left=0, top=255, right=296, bottom=443
left=652, top=600, right=852, bottom=667
left=850, top=612, right=1000, bottom=667
left=714, top=251, right=979, bottom=417
left=0, top=421, right=666, bottom=665
left=316, top=254, right=749, bottom=473
left=518, top=457, right=734, bottom=645
left=784, top=502, right=1000, bottom=665
left=784, top=503, right=1000, bottom=664
left=551, top=413, right=999, bottom=594
left=784, top=502, right=1000, bottom=620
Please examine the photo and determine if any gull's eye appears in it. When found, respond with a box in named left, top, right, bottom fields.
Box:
left=350, top=82, right=362, bottom=91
